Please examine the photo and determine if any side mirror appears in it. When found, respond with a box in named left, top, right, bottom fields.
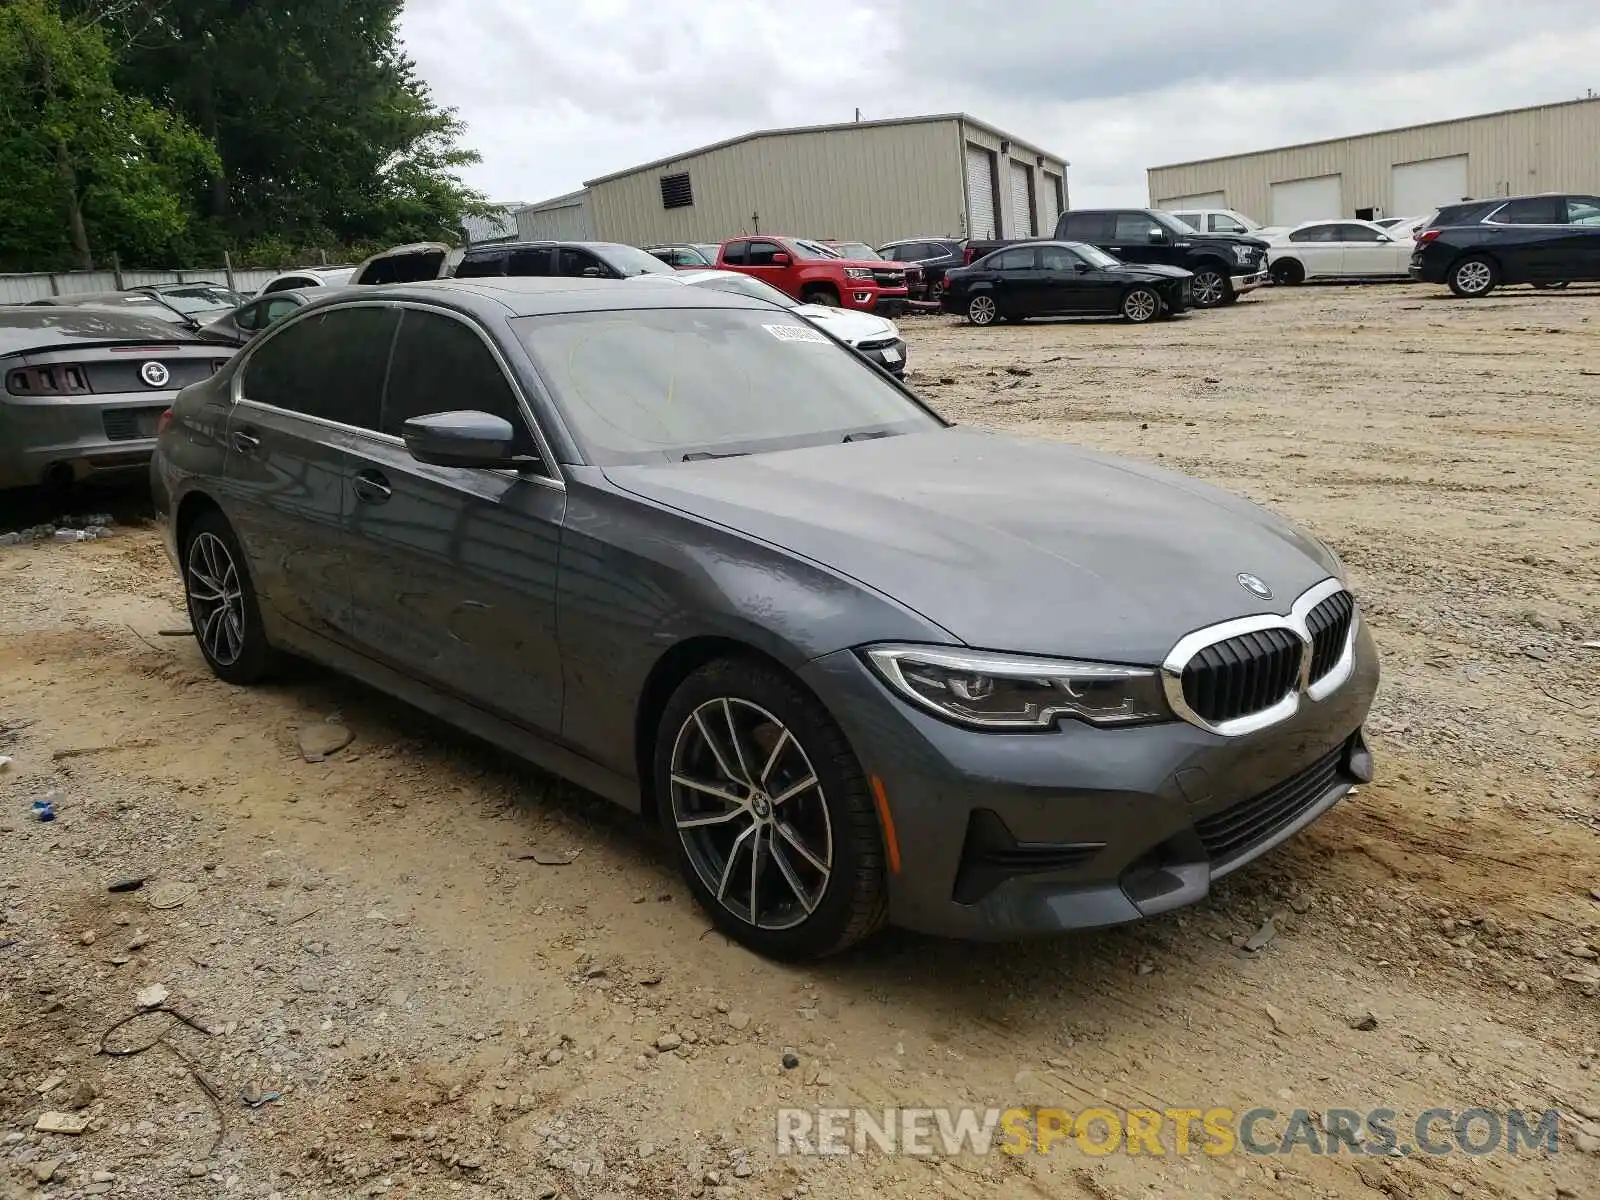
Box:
left=403, top=410, right=521, bottom=469
left=1376, top=234, right=1393, bottom=243
left=1073, top=261, right=1091, bottom=273
left=580, top=266, right=604, bottom=278
left=1146, top=229, right=1167, bottom=244
left=770, top=252, right=792, bottom=266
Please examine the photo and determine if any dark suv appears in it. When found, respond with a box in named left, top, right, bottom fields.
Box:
left=455, top=241, right=674, bottom=280
left=875, top=238, right=965, bottom=300
left=1410, top=193, right=1600, bottom=296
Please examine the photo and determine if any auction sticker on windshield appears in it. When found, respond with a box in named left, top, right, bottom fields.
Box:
left=764, top=324, right=830, bottom=344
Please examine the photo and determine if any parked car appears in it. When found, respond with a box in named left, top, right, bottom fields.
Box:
left=151, top=276, right=1376, bottom=958
left=131, top=283, right=246, bottom=324
left=714, top=236, right=909, bottom=313
left=452, top=240, right=674, bottom=280
left=26, top=291, right=207, bottom=331
left=637, top=268, right=909, bottom=375
left=1263, top=220, right=1415, bottom=285
left=646, top=244, right=718, bottom=269
left=943, top=240, right=1192, bottom=325
left=1411, top=193, right=1600, bottom=296
left=966, top=209, right=1269, bottom=308
left=199, top=287, right=350, bottom=347
left=257, top=266, right=356, bottom=295
left=875, top=238, right=965, bottom=300
left=1373, top=217, right=1408, bottom=229
left=820, top=241, right=927, bottom=302
left=1, top=307, right=227, bottom=491
left=1164, top=207, right=1265, bottom=236
left=350, top=241, right=461, bottom=285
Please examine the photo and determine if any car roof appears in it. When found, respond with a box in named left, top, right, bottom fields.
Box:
left=302, top=276, right=778, bottom=318
left=461, top=240, right=646, bottom=255
left=0, top=305, right=202, bottom=355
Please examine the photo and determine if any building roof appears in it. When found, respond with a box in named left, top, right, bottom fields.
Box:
left=463, top=203, right=528, bottom=244
left=1150, top=95, right=1600, bottom=173
left=583, top=113, right=1068, bottom=187
left=521, top=188, right=591, bottom=212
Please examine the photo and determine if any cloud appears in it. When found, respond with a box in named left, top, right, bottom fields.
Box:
left=398, top=0, right=1600, bottom=212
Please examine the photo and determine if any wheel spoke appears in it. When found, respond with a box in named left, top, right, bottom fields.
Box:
left=716, top=823, right=756, bottom=901
left=775, top=820, right=829, bottom=874
left=747, top=825, right=765, bottom=922
left=768, top=836, right=817, bottom=914
left=671, top=773, right=749, bottom=809
left=721, top=698, right=754, bottom=785
left=188, top=573, right=223, bottom=602
left=693, top=709, right=745, bottom=786
left=200, top=604, right=227, bottom=659
left=770, top=772, right=818, bottom=806
left=758, top=727, right=791, bottom=786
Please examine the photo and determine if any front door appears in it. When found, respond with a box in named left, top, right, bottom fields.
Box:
left=220, top=305, right=399, bottom=638
left=1558, top=196, right=1600, bottom=280
left=1105, top=211, right=1178, bottom=268
left=340, top=306, right=568, bottom=735
left=1036, top=243, right=1109, bottom=313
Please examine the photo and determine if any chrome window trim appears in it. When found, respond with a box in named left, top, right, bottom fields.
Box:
left=1160, top=577, right=1358, bottom=738
left=230, top=296, right=565, bottom=491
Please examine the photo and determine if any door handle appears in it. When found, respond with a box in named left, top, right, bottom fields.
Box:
left=352, top=470, right=391, bottom=505
left=230, top=428, right=261, bottom=456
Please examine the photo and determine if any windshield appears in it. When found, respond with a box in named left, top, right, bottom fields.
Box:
left=602, top=245, right=675, bottom=276
left=149, top=286, right=244, bottom=314
left=833, top=242, right=877, bottom=260
left=682, top=273, right=797, bottom=309
left=515, top=308, right=940, bottom=464
left=1071, top=242, right=1122, bottom=269
left=789, top=239, right=838, bottom=261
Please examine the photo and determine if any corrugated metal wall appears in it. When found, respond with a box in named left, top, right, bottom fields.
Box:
left=516, top=194, right=594, bottom=241
left=586, top=120, right=970, bottom=247
left=0, top=267, right=284, bottom=304
left=1147, top=98, right=1600, bottom=223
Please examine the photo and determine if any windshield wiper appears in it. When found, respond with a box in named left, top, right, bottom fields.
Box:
left=842, top=430, right=896, bottom=443
left=681, top=449, right=749, bottom=462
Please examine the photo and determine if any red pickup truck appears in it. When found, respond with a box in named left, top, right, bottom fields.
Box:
left=713, top=236, right=910, bottom=314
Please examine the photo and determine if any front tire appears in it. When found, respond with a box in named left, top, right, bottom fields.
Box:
left=802, top=286, right=840, bottom=308
left=1121, top=286, right=1161, bottom=324
left=182, top=509, right=274, bottom=684
left=966, top=292, right=998, bottom=325
left=654, top=659, right=887, bottom=960
left=1448, top=255, right=1498, bottom=298
left=1190, top=263, right=1231, bottom=308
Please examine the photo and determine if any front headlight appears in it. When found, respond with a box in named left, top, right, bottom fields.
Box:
left=863, top=645, right=1170, bottom=730
left=845, top=267, right=874, bottom=280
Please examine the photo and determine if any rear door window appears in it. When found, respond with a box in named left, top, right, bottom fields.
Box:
left=1336, top=223, right=1383, bottom=242
left=1060, top=212, right=1112, bottom=241
left=243, top=306, right=399, bottom=430
left=720, top=241, right=749, bottom=265
left=508, top=247, right=553, bottom=276
left=1489, top=197, right=1563, bottom=224
left=989, top=247, right=1038, bottom=270
left=382, top=310, right=537, bottom=456
left=455, top=251, right=508, bottom=278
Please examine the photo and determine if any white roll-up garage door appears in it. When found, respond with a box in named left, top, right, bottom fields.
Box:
left=1009, top=160, right=1035, bottom=237
left=1038, top=172, right=1062, bottom=233
left=965, top=144, right=997, bottom=239
left=1270, top=175, right=1343, bottom=226
left=1390, top=156, right=1468, bottom=220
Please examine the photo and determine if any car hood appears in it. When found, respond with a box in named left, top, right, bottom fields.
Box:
left=831, top=257, right=902, bottom=269
left=1107, top=263, right=1193, bottom=281
left=793, top=304, right=895, bottom=344
left=603, top=427, right=1341, bottom=664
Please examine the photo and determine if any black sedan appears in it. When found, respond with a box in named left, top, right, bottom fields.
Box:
left=941, top=241, right=1193, bottom=325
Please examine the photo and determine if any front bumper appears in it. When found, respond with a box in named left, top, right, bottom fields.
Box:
left=855, top=338, right=908, bottom=376
left=841, top=287, right=911, bottom=315
left=799, top=619, right=1379, bottom=939
left=0, top=395, right=168, bottom=491
left=1232, top=267, right=1269, bottom=295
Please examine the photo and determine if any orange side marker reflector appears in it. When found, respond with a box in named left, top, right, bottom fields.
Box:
left=869, top=775, right=901, bottom=875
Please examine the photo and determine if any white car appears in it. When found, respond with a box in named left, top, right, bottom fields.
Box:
left=255, top=265, right=357, bottom=296
left=1263, top=219, right=1415, bottom=285
left=632, top=269, right=908, bottom=376
left=1165, top=207, right=1268, bottom=236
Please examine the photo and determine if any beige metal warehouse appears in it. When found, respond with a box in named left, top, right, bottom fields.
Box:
left=573, top=114, right=1067, bottom=248
left=1147, top=96, right=1600, bottom=227
left=515, top=189, right=594, bottom=241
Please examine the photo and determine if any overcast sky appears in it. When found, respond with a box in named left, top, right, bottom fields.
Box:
left=399, top=0, right=1600, bottom=212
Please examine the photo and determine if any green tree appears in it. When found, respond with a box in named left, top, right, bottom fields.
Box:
left=79, top=0, right=486, bottom=255
left=0, top=0, right=217, bottom=270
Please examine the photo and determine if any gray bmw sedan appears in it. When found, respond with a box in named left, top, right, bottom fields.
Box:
left=152, top=277, right=1377, bottom=959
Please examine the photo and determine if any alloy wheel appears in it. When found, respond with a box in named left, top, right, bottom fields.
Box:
left=1192, top=270, right=1226, bottom=307
left=186, top=531, right=246, bottom=667
left=1123, top=289, right=1159, bottom=322
left=1454, top=261, right=1493, bottom=295
left=669, top=697, right=834, bottom=931
left=968, top=294, right=997, bottom=325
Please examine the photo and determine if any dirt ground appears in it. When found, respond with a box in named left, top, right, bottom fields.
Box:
left=1, top=283, right=1597, bottom=1200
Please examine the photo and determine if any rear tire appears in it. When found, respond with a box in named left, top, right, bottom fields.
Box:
left=654, top=658, right=887, bottom=960
left=1121, top=286, right=1161, bottom=324
left=182, top=509, right=275, bottom=685
left=1448, top=255, right=1498, bottom=298
left=1271, top=258, right=1305, bottom=286
left=966, top=292, right=998, bottom=325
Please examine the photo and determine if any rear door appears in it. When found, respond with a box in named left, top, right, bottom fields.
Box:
left=982, top=246, right=1042, bottom=313
left=1482, top=195, right=1565, bottom=281
left=1285, top=224, right=1343, bottom=277
left=339, top=305, right=567, bottom=735
left=222, top=305, right=399, bottom=637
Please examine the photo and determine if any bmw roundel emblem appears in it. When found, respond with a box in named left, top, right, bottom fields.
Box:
left=1237, top=572, right=1273, bottom=599
left=139, top=361, right=170, bottom=388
